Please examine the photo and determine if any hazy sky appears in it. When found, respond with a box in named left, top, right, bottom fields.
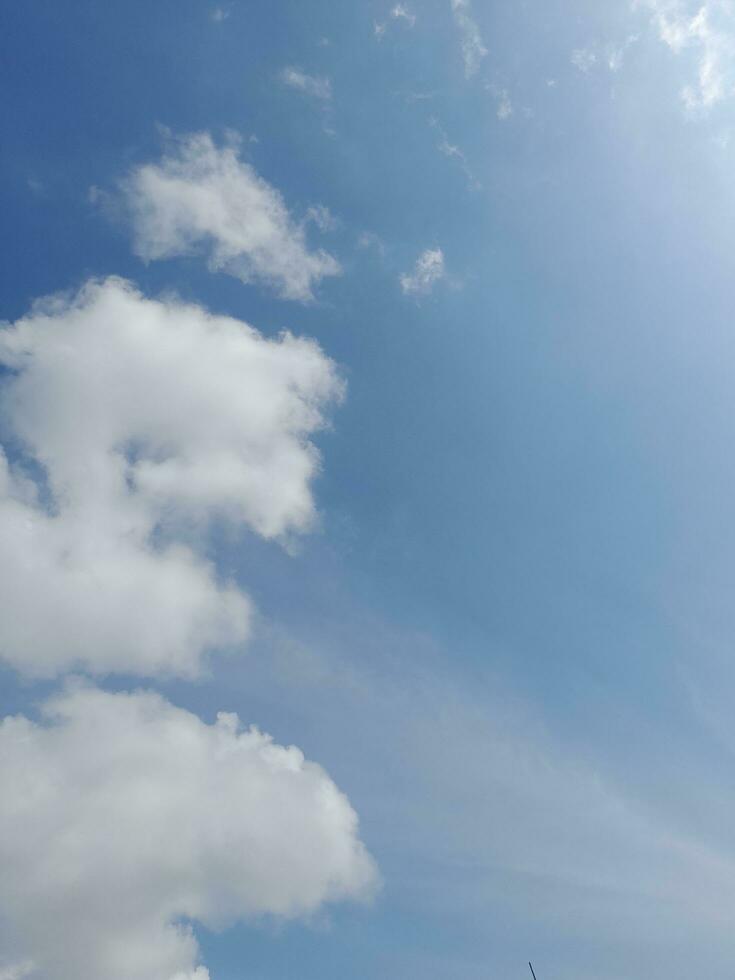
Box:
left=4, top=2, right=735, bottom=978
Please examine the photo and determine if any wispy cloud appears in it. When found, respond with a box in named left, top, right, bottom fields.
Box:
left=641, top=0, right=735, bottom=110
left=392, top=3, right=417, bottom=26
left=356, top=230, right=386, bottom=255
left=608, top=34, right=639, bottom=71
left=450, top=0, right=487, bottom=78
left=245, top=618, right=735, bottom=977
left=400, top=248, right=446, bottom=295
left=488, top=84, right=513, bottom=119
left=375, top=3, right=417, bottom=39
left=437, top=134, right=465, bottom=159
left=430, top=117, right=481, bottom=189
left=571, top=47, right=598, bottom=72
left=0, top=963, right=34, bottom=980
left=305, top=203, right=339, bottom=232
left=571, top=35, right=639, bottom=75
left=280, top=66, right=332, bottom=101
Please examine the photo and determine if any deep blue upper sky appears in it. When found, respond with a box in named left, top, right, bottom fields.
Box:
left=5, top=1, right=735, bottom=978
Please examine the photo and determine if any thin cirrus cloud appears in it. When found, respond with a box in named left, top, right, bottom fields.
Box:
left=0, top=684, right=378, bottom=980
left=400, top=248, right=446, bottom=295
left=121, top=132, right=340, bottom=302
left=0, top=276, right=343, bottom=678
left=253, top=623, right=735, bottom=971
left=450, top=0, right=487, bottom=78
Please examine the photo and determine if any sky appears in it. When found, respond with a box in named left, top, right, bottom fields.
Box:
left=4, top=1, right=735, bottom=978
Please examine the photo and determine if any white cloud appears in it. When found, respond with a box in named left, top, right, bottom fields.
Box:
left=450, top=0, right=488, bottom=78
left=210, top=5, right=230, bottom=22
left=280, top=66, right=332, bottom=101
left=0, top=685, right=378, bottom=980
left=0, top=451, right=250, bottom=679
left=643, top=0, right=735, bottom=110
left=121, top=132, right=340, bottom=302
left=400, top=248, right=446, bottom=295
left=0, top=277, right=343, bottom=678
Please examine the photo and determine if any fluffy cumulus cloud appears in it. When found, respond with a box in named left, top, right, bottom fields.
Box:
left=643, top=0, right=735, bottom=110
left=0, top=277, right=343, bottom=677
left=450, top=0, right=487, bottom=78
left=400, top=248, right=446, bottom=295
left=122, top=132, right=340, bottom=301
left=0, top=685, right=378, bottom=980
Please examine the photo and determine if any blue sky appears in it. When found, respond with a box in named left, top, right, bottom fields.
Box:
left=4, top=1, right=735, bottom=978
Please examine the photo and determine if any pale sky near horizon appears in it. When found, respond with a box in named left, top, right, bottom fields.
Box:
left=4, top=2, right=735, bottom=978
